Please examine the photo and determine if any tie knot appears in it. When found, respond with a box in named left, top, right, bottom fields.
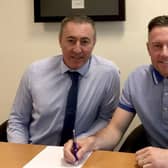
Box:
left=67, top=71, right=79, bottom=81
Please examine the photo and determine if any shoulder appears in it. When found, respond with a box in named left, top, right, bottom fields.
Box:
left=30, top=55, right=61, bottom=68
left=121, top=65, right=151, bottom=98
left=91, top=55, right=119, bottom=73
left=23, top=55, right=62, bottom=79
left=27, top=55, right=61, bottom=72
left=128, top=65, right=151, bottom=78
left=125, top=65, right=151, bottom=87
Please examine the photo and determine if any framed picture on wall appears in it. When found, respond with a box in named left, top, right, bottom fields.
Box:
left=34, top=0, right=125, bottom=22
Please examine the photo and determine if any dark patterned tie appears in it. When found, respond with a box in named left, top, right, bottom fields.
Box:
left=60, top=71, right=79, bottom=145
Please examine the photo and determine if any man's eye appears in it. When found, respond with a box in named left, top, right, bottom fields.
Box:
left=154, top=44, right=162, bottom=48
left=81, top=40, right=90, bottom=45
left=67, top=39, right=75, bottom=43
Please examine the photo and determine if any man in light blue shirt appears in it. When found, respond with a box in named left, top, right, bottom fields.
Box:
left=7, top=15, right=120, bottom=145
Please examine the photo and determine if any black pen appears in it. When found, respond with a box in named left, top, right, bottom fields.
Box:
left=72, top=129, right=78, bottom=161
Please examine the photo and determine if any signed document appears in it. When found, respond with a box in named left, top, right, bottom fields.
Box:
left=23, top=146, right=91, bottom=168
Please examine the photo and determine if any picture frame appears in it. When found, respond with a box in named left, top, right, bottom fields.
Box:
left=34, top=0, right=125, bottom=22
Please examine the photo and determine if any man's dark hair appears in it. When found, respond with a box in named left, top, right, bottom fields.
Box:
left=59, top=15, right=96, bottom=39
left=148, top=15, right=168, bottom=32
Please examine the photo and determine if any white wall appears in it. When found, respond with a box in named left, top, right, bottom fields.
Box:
left=0, top=1, right=168, bottom=135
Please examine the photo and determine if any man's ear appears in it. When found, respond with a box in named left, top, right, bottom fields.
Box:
left=146, top=42, right=150, bottom=55
left=58, top=35, right=62, bottom=48
left=58, top=36, right=61, bottom=45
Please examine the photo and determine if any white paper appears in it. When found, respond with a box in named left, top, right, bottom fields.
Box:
left=23, top=146, right=91, bottom=168
left=72, top=0, right=84, bottom=9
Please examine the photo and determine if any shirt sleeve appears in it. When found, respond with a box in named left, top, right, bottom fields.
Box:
left=7, top=67, right=33, bottom=143
left=119, top=74, right=136, bottom=113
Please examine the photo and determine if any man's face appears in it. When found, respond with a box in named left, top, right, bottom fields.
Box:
left=147, top=26, right=168, bottom=77
left=59, top=22, right=96, bottom=69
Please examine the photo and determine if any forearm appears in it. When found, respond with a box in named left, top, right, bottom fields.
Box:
left=93, top=123, right=123, bottom=150
left=93, top=108, right=134, bottom=150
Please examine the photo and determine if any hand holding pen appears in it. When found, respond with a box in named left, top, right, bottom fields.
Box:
left=64, top=132, right=94, bottom=164
left=72, top=129, right=78, bottom=162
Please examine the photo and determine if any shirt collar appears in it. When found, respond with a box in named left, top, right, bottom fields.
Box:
left=150, top=65, right=164, bottom=84
left=60, top=56, right=91, bottom=76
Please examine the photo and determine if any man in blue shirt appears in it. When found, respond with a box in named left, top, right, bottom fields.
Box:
left=7, top=15, right=120, bottom=146
left=64, top=15, right=168, bottom=168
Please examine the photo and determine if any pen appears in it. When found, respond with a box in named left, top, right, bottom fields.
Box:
left=72, top=129, right=78, bottom=161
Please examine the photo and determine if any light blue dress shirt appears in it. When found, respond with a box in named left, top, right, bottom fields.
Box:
left=7, top=55, right=120, bottom=145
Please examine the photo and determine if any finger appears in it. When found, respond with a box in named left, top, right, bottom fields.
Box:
left=143, top=163, right=152, bottom=168
left=137, top=156, right=152, bottom=168
left=64, top=140, right=76, bottom=163
left=77, top=145, right=89, bottom=160
left=137, top=158, right=144, bottom=167
left=136, top=153, right=147, bottom=162
left=136, top=148, right=150, bottom=161
left=77, top=137, right=95, bottom=159
left=136, top=150, right=146, bottom=156
left=136, top=146, right=152, bottom=155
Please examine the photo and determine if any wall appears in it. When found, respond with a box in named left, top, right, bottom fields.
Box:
left=0, top=1, right=168, bottom=140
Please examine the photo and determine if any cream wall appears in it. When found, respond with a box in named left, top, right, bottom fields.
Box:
left=0, top=1, right=168, bottom=137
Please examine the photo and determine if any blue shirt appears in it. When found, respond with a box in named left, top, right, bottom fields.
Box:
left=119, top=65, right=168, bottom=148
left=7, top=55, right=120, bottom=145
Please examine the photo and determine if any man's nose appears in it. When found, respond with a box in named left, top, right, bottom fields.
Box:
left=161, top=45, right=168, bottom=57
left=73, top=42, right=82, bottom=53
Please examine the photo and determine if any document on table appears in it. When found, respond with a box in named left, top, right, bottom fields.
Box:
left=23, top=146, right=91, bottom=168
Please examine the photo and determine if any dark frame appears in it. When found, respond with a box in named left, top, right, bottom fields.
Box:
left=34, top=0, right=125, bottom=22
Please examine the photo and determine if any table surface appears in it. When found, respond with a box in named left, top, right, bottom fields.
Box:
left=0, top=142, right=45, bottom=168
left=82, top=150, right=139, bottom=168
left=0, top=142, right=139, bottom=168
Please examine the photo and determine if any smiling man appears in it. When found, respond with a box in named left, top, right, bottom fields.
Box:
left=59, top=17, right=96, bottom=70
left=7, top=15, right=120, bottom=146
left=147, top=22, right=168, bottom=77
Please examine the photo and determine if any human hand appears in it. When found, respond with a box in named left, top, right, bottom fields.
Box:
left=64, top=136, right=96, bottom=164
left=136, top=146, right=168, bottom=168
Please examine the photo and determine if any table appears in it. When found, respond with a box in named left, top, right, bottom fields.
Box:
left=82, top=150, right=139, bottom=168
left=0, top=142, right=45, bottom=168
left=0, top=142, right=139, bottom=168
